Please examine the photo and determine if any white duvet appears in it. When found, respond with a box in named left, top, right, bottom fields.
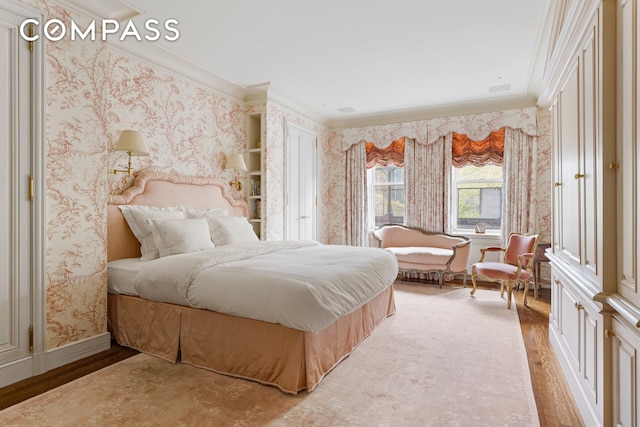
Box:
left=133, top=241, right=398, bottom=331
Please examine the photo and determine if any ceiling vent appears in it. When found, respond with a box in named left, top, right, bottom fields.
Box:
left=337, top=107, right=356, bottom=113
left=488, top=84, right=512, bottom=93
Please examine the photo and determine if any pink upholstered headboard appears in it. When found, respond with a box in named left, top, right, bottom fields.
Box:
left=107, top=171, right=249, bottom=262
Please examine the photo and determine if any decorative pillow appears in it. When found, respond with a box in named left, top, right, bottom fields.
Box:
left=148, top=218, right=215, bottom=257
left=183, top=207, right=229, bottom=219
left=119, top=205, right=186, bottom=260
left=208, top=216, right=259, bottom=246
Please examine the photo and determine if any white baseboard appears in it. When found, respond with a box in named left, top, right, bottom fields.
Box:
left=46, top=332, right=111, bottom=371
left=0, top=333, right=111, bottom=388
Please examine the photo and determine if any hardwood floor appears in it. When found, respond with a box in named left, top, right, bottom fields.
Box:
left=514, top=286, right=584, bottom=426
left=0, top=343, right=138, bottom=411
left=0, top=282, right=584, bottom=426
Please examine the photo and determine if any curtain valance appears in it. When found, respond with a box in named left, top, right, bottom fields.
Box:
left=342, top=120, right=428, bottom=151
left=341, top=107, right=537, bottom=151
left=366, top=137, right=405, bottom=168
left=452, top=127, right=505, bottom=167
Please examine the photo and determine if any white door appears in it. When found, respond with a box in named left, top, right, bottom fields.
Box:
left=285, top=121, right=317, bottom=240
left=0, top=1, right=43, bottom=387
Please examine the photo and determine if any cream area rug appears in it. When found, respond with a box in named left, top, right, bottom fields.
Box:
left=0, top=283, right=539, bottom=426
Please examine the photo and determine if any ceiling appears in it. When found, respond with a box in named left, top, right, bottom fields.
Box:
left=64, top=0, right=555, bottom=126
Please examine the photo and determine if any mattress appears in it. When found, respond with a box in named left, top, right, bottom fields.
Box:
left=131, top=241, right=398, bottom=331
left=107, top=258, right=149, bottom=296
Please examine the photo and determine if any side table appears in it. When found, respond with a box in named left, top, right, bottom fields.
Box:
left=532, top=243, right=551, bottom=299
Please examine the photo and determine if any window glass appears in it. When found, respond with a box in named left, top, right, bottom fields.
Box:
left=368, top=165, right=405, bottom=228
left=452, top=164, right=503, bottom=231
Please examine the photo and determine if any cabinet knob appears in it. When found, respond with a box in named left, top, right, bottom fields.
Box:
left=604, top=329, right=615, bottom=338
left=554, top=182, right=562, bottom=187
left=574, top=173, right=585, bottom=179
left=554, top=278, right=561, bottom=285
left=574, top=302, right=584, bottom=310
left=608, top=162, right=619, bottom=170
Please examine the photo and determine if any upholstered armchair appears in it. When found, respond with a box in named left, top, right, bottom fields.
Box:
left=470, top=233, right=539, bottom=309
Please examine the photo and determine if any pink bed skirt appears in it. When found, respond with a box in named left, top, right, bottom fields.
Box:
left=107, top=287, right=396, bottom=394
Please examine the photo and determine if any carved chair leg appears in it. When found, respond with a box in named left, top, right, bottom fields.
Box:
left=507, top=280, right=513, bottom=309
left=470, top=272, right=478, bottom=296
left=523, top=279, right=529, bottom=307
left=500, top=281, right=505, bottom=298
left=462, top=272, right=467, bottom=288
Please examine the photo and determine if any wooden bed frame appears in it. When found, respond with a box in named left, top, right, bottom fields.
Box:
left=107, top=171, right=396, bottom=394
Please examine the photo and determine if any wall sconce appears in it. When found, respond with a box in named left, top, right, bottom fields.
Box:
left=225, top=153, right=247, bottom=191
left=112, top=130, right=149, bottom=175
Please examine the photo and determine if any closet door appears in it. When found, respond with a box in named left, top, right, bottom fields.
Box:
left=618, top=0, right=640, bottom=306
left=285, top=121, right=317, bottom=241
left=555, top=59, right=582, bottom=266
left=0, top=1, right=42, bottom=387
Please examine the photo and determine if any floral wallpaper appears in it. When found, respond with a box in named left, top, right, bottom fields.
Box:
left=535, top=107, right=552, bottom=244
left=23, top=0, right=246, bottom=349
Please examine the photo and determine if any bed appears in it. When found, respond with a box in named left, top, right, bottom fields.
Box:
left=107, top=171, right=397, bottom=394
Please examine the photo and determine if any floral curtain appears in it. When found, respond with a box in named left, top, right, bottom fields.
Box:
left=404, top=135, right=450, bottom=232
left=340, top=107, right=539, bottom=246
left=345, top=142, right=368, bottom=246
left=501, top=127, right=537, bottom=244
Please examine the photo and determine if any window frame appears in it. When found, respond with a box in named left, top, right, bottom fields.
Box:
left=450, top=164, right=503, bottom=235
left=367, top=164, right=405, bottom=230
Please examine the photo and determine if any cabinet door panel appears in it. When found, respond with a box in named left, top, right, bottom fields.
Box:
left=559, top=282, right=581, bottom=370
left=612, top=318, right=639, bottom=427
left=580, top=23, right=598, bottom=279
left=581, top=307, right=598, bottom=402
left=552, top=102, right=563, bottom=258
left=550, top=273, right=560, bottom=330
left=619, top=0, right=640, bottom=304
left=558, top=62, right=582, bottom=265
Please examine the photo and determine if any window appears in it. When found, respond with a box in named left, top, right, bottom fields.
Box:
left=368, top=164, right=405, bottom=228
left=451, top=164, right=503, bottom=231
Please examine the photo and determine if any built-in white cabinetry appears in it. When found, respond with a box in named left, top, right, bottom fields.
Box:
left=610, top=316, right=640, bottom=427
left=247, top=112, right=263, bottom=239
left=550, top=266, right=605, bottom=426
left=618, top=0, right=640, bottom=308
left=549, top=6, right=616, bottom=292
left=605, top=1, right=640, bottom=426
left=546, top=2, right=617, bottom=425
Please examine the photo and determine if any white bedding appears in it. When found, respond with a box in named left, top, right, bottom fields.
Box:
left=107, top=258, right=150, bottom=295
left=132, top=241, right=398, bottom=331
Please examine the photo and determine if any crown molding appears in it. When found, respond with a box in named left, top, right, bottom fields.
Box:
left=245, top=82, right=331, bottom=127
left=328, top=95, right=539, bottom=129
left=54, top=0, right=141, bottom=21
left=52, top=0, right=247, bottom=102
left=538, top=0, right=600, bottom=106
left=107, top=40, right=246, bottom=102
left=104, top=41, right=540, bottom=131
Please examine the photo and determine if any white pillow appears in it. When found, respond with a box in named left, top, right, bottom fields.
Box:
left=183, top=207, right=229, bottom=219
left=208, top=216, right=259, bottom=246
left=148, top=218, right=215, bottom=257
left=119, top=205, right=186, bottom=260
